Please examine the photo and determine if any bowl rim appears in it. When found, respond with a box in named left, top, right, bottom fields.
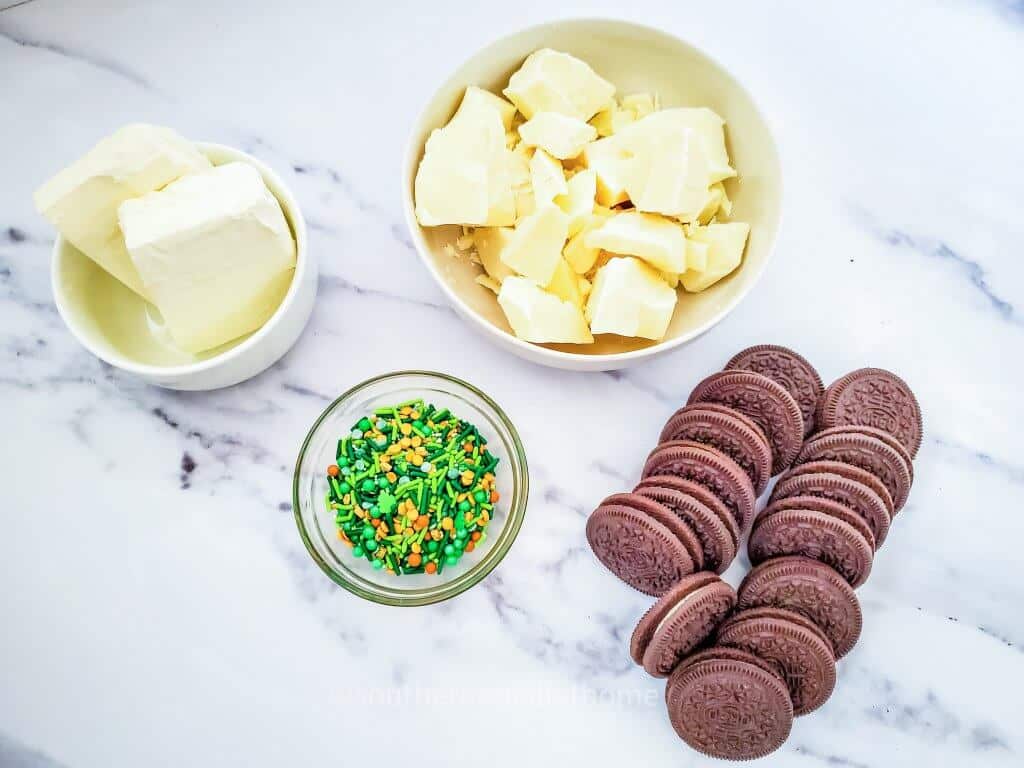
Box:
left=291, top=370, right=529, bottom=606
left=50, top=141, right=310, bottom=377
left=401, top=16, right=784, bottom=366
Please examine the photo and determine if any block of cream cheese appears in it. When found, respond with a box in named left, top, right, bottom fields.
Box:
left=580, top=136, right=631, bottom=207
left=497, top=276, right=593, bottom=344
left=585, top=256, right=678, bottom=340
left=584, top=211, right=687, bottom=273
left=118, top=162, right=296, bottom=353
left=529, top=148, right=568, bottom=204
left=518, top=112, right=598, bottom=159
left=503, top=48, right=615, bottom=122
left=414, top=87, right=515, bottom=226
left=499, top=203, right=569, bottom=285
left=681, top=222, right=750, bottom=292
left=34, top=123, right=211, bottom=300
left=555, top=169, right=597, bottom=236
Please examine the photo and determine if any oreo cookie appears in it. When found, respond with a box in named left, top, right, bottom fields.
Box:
left=737, top=556, right=863, bottom=658
left=771, top=470, right=891, bottom=548
left=725, top=345, right=824, bottom=436
left=716, top=606, right=837, bottom=716
left=629, top=572, right=736, bottom=677
left=659, top=404, right=773, bottom=495
left=634, top=485, right=737, bottom=574
left=665, top=646, right=793, bottom=760
left=642, top=441, right=756, bottom=533
left=688, top=371, right=804, bottom=474
left=797, top=429, right=912, bottom=512
left=585, top=503, right=696, bottom=596
left=818, top=368, right=923, bottom=458
left=748, top=507, right=874, bottom=588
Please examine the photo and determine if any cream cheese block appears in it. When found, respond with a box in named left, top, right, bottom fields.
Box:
left=503, top=48, right=615, bottom=122
left=585, top=256, right=678, bottom=340
left=497, top=276, right=592, bottom=344
left=584, top=211, right=688, bottom=274
left=34, top=123, right=211, bottom=300
left=118, top=162, right=296, bottom=354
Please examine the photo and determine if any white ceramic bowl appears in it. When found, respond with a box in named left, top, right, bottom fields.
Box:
left=402, top=18, right=782, bottom=372
left=51, top=142, right=316, bottom=390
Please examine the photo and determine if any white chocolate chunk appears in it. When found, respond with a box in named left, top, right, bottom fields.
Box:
left=624, top=127, right=712, bottom=221
left=623, top=108, right=734, bottom=183
left=498, top=276, right=593, bottom=344
left=680, top=222, right=750, bottom=292
left=34, top=123, right=211, bottom=300
left=555, top=168, right=597, bottom=236
left=414, top=87, right=515, bottom=226
left=499, top=203, right=569, bottom=285
left=518, top=112, right=598, bottom=159
left=563, top=207, right=613, bottom=274
left=118, top=162, right=296, bottom=354
left=585, top=257, right=677, bottom=340
left=580, top=136, right=632, bottom=207
left=503, top=48, right=616, bottom=122
left=529, top=148, right=567, bottom=204
left=545, top=256, right=584, bottom=307
left=458, top=86, right=517, bottom=131
left=584, top=211, right=688, bottom=273
left=473, top=226, right=517, bottom=284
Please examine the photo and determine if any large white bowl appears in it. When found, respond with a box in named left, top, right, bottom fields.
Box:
left=402, top=19, right=782, bottom=371
left=51, top=142, right=316, bottom=390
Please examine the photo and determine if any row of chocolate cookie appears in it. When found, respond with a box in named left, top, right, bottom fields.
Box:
left=586, top=346, right=810, bottom=587
left=656, top=359, right=923, bottom=760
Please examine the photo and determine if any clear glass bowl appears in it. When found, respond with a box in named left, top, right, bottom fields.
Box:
left=293, top=371, right=528, bottom=606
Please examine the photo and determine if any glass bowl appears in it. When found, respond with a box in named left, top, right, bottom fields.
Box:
left=293, top=371, right=528, bottom=606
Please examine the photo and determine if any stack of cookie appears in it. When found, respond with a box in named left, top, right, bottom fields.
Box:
left=586, top=346, right=922, bottom=761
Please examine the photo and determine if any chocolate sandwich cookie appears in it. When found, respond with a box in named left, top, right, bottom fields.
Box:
left=748, top=508, right=874, bottom=588
left=813, top=424, right=914, bottom=485
left=737, top=556, right=863, bottom=658
left=818, top=368, right=923, bottom=458
left=762, top=494, right=876, bottom=551
left=716, top=606, right=837, bottom=716
left=634, top=485, right=737, bottom=574
left=665, top=647, right=793, bottom=760
left=783, top=460, right=895, bottom=521
left=642, top=441, right=757, bottom=533
left=630, top=572, right=736, bottom=677
left=635, top=475, right=740, bottom=550
left=770, top=470, right=891, bottom=548
left=586, top=503, right=696, bottom=596
left=659, top=404, right=773, bottom=495
left=688, top=371, right=804, bottom=474
left=725, top=345, right=824, bottom=437
left=602, top=493, right=705, bottom=572
left=797, top=430, right=912, bottom=512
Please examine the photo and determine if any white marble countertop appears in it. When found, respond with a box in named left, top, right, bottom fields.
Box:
left=2, top=1, right=1022, bottom=765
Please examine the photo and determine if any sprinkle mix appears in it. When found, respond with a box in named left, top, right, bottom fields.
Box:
left=326, top=399, right=500, bottom=575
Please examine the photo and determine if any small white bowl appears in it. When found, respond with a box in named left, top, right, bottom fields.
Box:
left=51, top=142, right=316, bottom=390
left=402, top=19, right=783, bottom=372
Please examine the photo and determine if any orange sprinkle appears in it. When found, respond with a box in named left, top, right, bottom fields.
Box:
left=386, top=471, right=397, bottom=483
left=490, top=491, right=500, bottom=503
left=441, top=517, right=454, bottom=531
left=471, top=531, right=482, bottom=542
left=327, top=464, right=340, bottom=477
left=425, top=561, right=437, bottom=574
left=407, top=552, right=422, bottom=567
left=465, top=541, right=475, bottom=553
